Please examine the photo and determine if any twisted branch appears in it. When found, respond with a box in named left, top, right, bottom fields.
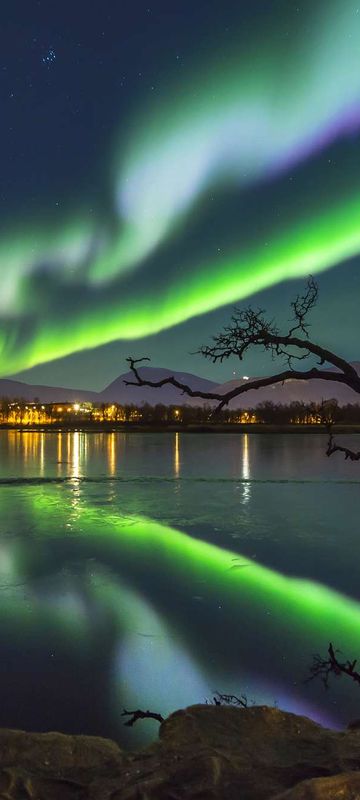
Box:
left=210, top=692, right=249, bottom=707
left=307, top=643, right=360, bottom=689
left=125, top=357, right=357, bottom=415
left=121, top=708, right=164, bottom=727
left=326, top=431, right=360, bottom=461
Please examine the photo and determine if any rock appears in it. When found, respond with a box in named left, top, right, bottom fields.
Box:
left=272, top=771, right=360, bottom=798
left=1, top=706, right=360, bottom=799
left=0, top=728, right=124, bottom=775
left=348, top=718, right=360, bottom=730
left=0, top=728, right=125, bottom=800
left=150, top=705, right=360, bottom=800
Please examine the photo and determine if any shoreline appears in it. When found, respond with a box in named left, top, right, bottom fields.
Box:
left=1, top=423, right=360, bottom=434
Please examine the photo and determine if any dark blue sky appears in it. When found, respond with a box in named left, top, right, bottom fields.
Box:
left=0, top=0, right=306, bottom=219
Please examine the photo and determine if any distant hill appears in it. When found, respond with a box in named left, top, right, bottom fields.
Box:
left=0, top=378, right=98, bottom=403
left=0, top=368, right=217, bottom=405
left=100, top=367, right=218, bottom=405
left=213, top=363, right=360, bottom=407
left=1, top=363, right=360, bottom=406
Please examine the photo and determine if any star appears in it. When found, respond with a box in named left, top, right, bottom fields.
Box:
left=42, top=48, right=56, bottom=66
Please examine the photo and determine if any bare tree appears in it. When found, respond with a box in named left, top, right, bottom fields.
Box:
left=307, top=643, right=360, bottom=690
left=126, top=278, right=360, bottom=459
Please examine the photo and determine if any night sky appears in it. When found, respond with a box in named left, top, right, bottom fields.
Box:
left=1, top=0, right=360, bottom=389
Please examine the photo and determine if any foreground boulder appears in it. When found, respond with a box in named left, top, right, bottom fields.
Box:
left=273, top=771, right=360, bottom=798
left=1, top=705, right=360, bottom=799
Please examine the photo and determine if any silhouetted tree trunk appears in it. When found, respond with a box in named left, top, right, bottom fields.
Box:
left=126, top=278, right=360, bottom=459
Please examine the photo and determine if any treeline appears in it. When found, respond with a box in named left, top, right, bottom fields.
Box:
left=1, top=397, right=360, bottom=426
left=253, top=400, right=360, bottom=425
left=128, top=403, right=256, bottom=424
left=136, top=400, right=360, bottom=425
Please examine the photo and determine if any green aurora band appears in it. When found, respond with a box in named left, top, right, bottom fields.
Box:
left=2, top=0, right=360, bottom=374
left=4, top=190, right=360, bottom=376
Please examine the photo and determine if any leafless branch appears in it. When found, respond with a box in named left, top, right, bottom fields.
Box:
left=121, top=708, right=164, bottom=727
left=210, top=692, right=249, bottom=707
left=307, top=643, right=360, bottom=689
left=125, top=356, right=358, bottom=415
left=288, top=276, right=318, bottom=336
left=326, top=431, right=360, bottom=461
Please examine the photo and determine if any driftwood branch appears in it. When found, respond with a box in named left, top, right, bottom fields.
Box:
left=121, top=708, right=164, bottom=727
left=307, top=643, right=360, bottom=689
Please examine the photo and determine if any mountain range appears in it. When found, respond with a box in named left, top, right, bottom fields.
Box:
left=1, top=364, right=360, bottom=407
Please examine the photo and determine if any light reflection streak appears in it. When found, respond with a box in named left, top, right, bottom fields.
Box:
left=69, top=432, right=84, bottom=513
left=83, top=432, right=88, bottom=466
left=108, top=432, right=116, bottom=476
left=39, top=432, right=45, bottom=477
left=242, top=433, right=250, bottom=504
left=174, top=432, right=180, bottom=479
left=57, top=432, right=62, bottom=477
left=72, top=431, right=80, bottom=478
left=66, top=432, right=71, bottom=466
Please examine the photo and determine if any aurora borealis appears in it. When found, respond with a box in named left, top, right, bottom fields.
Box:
left=1, top=0, right=360, bottom=384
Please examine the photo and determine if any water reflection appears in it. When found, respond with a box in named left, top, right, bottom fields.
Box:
left=57, top=432, right=62, bottom=477
left=39, top=432, right=45, bottom=477
left=1, top=431, right=360, bottom=743
left=174, top=432, right=180, bottom=478
left=1, top=483, right=360, bottom=739
left=72, top=430, right=80, bottom=478
left=66, top=432, right=71, bottom=468
left=242, top=433, right=250, bottom=504
left=108, top=432, right=117, bottom=476
left=7, top=430, right=47, bottom=470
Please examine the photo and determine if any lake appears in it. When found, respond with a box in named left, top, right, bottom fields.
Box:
left=0, top=429, right=359, bottom=747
